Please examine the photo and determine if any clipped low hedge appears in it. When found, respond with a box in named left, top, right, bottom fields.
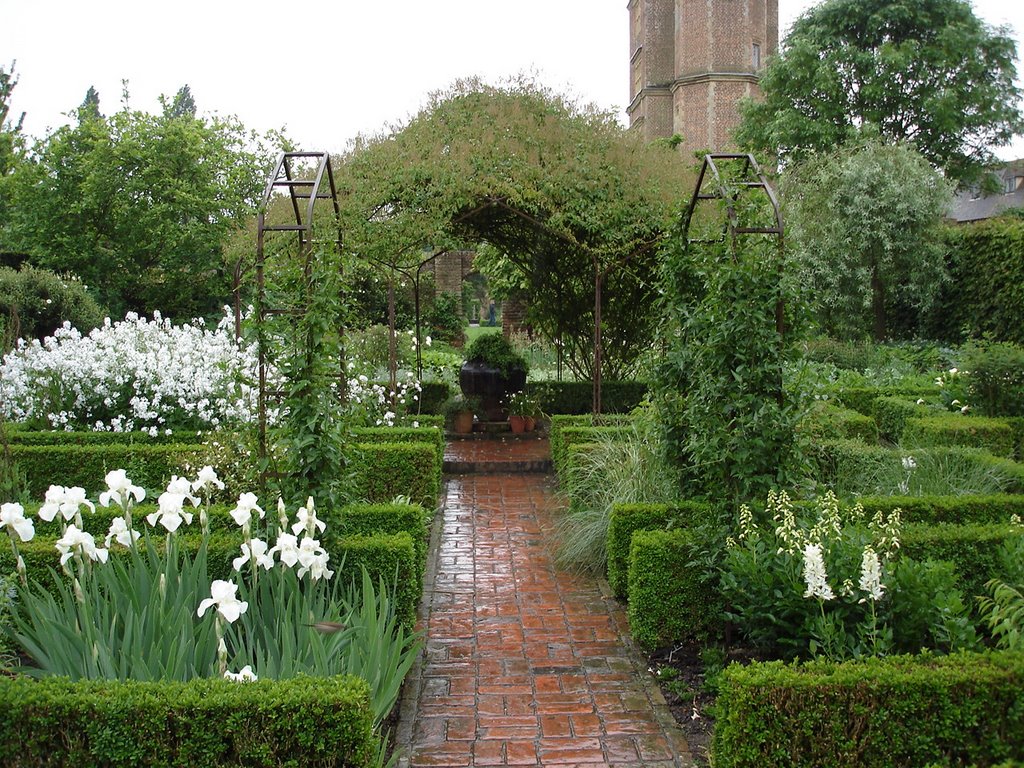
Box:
left=627, top=529, right=719, bottom=652
left=328, top=502, right=430, bottom=582
left=0, top=674, right=375, bottom=767
left=332, top=531, right=419, bottom=628
left=872, top=396, right=924, bottom=442
left=6, top=443, right=205, bottom=497
left=347, top=442, right=441, bottom=510
left=712, top=651, right=1024, bottom=768
left=812, top=440, right=1024, bottom=494
left=833, top=386, right=935, bottom=417
left=351, top=426, right=444, bottom=466
left=606, top=501, right=710, bottom=599
left=904, top=414, right=1017, bottom=458
left=801, top=401, right=879, bottom=443
left=525, top=380, right=647, bottom=415
left=901, top=522, right=1023, bottom=599
left=414, top=381, right=451, bottom=415
left=4, top=429, right=185, bottom=446
left=854, top=494, right=1024, bottom=526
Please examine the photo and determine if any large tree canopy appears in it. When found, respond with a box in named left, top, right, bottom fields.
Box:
left=737, top=0, right=1023, bottom=185
left=782, top=139, right=953, bottom=340
left=334, top=78, right=691, bottom=382
left=0, top=87, right=286, bottom=319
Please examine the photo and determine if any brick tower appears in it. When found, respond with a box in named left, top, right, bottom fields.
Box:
left=627, top=0, right=778, bottom=156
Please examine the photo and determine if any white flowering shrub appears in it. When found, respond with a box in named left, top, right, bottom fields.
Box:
left=720, top=490, right=977, bottom=660
left=0, top=310, right=257, bottom=435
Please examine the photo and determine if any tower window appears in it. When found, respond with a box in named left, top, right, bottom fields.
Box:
left=752, top=43, right=762, bottom=70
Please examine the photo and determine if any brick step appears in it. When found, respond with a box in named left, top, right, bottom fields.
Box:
left=443, top=458, right=553, bottom=474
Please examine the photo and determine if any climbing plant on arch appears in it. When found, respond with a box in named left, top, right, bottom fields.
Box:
left=333, top=78, right=690, bottom=412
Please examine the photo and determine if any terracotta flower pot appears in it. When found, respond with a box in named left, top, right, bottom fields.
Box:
left=524, top=416, right=537, bottom=432
left=451, top=410, right=475, bottom=434
left=508, top=414, right=527, bottom=434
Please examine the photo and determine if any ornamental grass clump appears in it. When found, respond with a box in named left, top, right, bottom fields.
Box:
left=2, top=467, right=419, bottom=727
left=721, top=490, right=977, bottom=661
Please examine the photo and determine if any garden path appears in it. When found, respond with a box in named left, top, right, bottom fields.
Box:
left=397, top=436, right=695, bottom=767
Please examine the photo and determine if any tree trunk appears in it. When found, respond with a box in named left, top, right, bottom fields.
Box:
left=871, top=262, right=886, bottom=341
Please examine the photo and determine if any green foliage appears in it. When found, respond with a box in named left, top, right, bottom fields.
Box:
left=425, top=292, right=464, bottom=346
left=904, top=415, right=1016, bottom=458
left=268, top=246, right=349, bottom=510
left=872, top=397, right=925, bottom=442
left=0, top=674, right=376, bottom=767
left=464, top=332, right=527, bottom=378
left=525, top=380, right=647, bottom=415
left=336, top=78, right=690, bottom=382
left=606, top=501, right=711, bottom=599
left=800, top=401, right=879, bottom=444
left=833, top=386, right=935, bottom=417
left=330, top=533, right=419, bottom=629
left=900, top=522, right=1024, bottom=600
left=722, top=492, right=977, bottom=661
left=555, top=415, right=678, bottom=572
left=781, top=140, right=952, bottom=341
left=414, top=381, right=451, bottom=415
left=347, top=443, right=440, bottom=510
left=711, top=651, right=1024, bottom=768
left=962, top=343, right=1024, bottom=417
left=853, top=494, right=1024, bottom=527
left=5, top=443, right=203, bottom=497
left=980, top=581, right=1024, bottom=651
left=736, top=0, right=1024, bottom=185
left=327, top=502, right=430, bottom=583
left=551, top=425, right=630, bottom=481
left=0, top=265, right=104, bottom=345
left=655, top=210, right=807, bottom=506
left=0, top=92, right=285, bottom=319
left=627, top=529, right=720, bottom=652
left=350, top=427, right=444, bottom=467
left=813, top=440, right=1024, bottom=497
left=928, top=219, right=1024, bottom=344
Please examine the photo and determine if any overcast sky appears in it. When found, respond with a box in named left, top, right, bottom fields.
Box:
left=3, top=0, right=1023, bottom=159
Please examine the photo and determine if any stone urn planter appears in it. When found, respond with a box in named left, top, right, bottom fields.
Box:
left=459, top=333, right=529, bottom=422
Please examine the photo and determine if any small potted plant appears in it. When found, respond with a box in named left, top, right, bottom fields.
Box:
left=442, top=394, right=479, bottom=435
left=459, top=333, right=529, bottom=421
left=506, top=390, right=530, bottom=434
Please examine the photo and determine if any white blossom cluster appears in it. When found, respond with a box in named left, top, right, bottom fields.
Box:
left=0, top=310, right=258, bottom=434
left=345, top=366, right=422, bottom=427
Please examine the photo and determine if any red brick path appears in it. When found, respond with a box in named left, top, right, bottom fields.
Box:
left=398, top=443, right=694, bottom=767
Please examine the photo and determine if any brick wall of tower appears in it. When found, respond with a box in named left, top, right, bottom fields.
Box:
left=629, top=0, right=778, bottom=153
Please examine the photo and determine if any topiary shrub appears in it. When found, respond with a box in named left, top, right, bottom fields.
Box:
left=903, top=414, right=1016, bottom=458
left=0, top=264, right=105, bottom=347
left=463, top=333, right=527, bottom=378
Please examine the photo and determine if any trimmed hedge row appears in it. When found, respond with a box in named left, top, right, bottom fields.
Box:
left=712, top=651, right=1024, bottom=768
left=901, top=522, right=1023, bottom=599
left=7, top=443, right=205, bottom=497
left=0, top=674, right=375, bottom=767
left=525, top=380, right=647, bottom=415
left=833, top=386, right=934, bottom=417
left=351, top=426, right=444, bottom=466
left=347, top=442, right=441, bottom=509
left=328, top=502, right=430, bottom=584
left=853, top=494, right=1024, bottom=526
left=904, top=415, right=1017, bottom=458
left=872, top=396, right=923, bottom=442
left=627, top=529, right=719, bottom=652
left=801, top=401, right=879, bottom=443
left=4, top=429, right=185, bottom=445
left=812, top=440, right=1024, bottom=493
left=332, top=531, right=419, bottom=628
left=606, top=501, right=710, bottom=599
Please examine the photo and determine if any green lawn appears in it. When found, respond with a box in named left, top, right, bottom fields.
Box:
left=464, top=324, right=501, bottom=344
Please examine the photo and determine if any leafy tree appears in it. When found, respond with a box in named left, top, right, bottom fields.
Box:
left=0, top=62, right=25, bottom=178
left=0, top=89, right=286, bottom=319
left=782, top=139, right=953, bottom=340
left=78, top=86, right=102, bottom=122
left=737, top=0, right=1024, bottom=185
left=163, top=85, right=197, bottom=120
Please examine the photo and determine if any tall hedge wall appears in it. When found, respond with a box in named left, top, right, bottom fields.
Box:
left=927, top=218, right=1024, bottom=344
